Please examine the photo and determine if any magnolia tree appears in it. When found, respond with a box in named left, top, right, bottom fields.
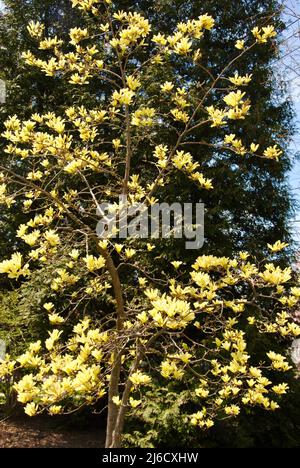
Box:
left=0, top=0, right=299, bottom=449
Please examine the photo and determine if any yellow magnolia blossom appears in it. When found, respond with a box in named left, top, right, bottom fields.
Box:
left=27, top=21, right=45, bottom=39
left=225, top=405, right=240, bottom=417
left=137, top=311, right=148, bottom=324
left=252, top=25, right=277, bottom=43
left=125, top=248, right=136, bottom=259
left=112, top=88, right=135, bottom=107
left=49, top=405, right=63, bottom=415
left=44, top=230, right=60, bottom=247
left=224, top=134, right=247, bottom=155
left=229, top=73, right=252, bottom=86
left=49, top=314, right=65, bottom=325
left=161, top=360, right=184, bottom=380
left=126, top=75, right=141, bottom=91
left=191, top=410, right=214, bottom=429
left=206, top=106, right=227, bottom=127
left=235, top=39, right=245, bottom=50
left=130, top=371, right=152, bottom=386
left=112, top=396, right=122, bottom=406
left=223, top=90, right=246, bottom=107
left=0, top=253, right=30, bottom=279
left=174, top=37, right=193, bottom=55
left=272, top=383, right=289, bottom=395
left=131, top=107, right=155, bottom=127
left=25, top=402, right=39, bottom=417
left=71, top=0, right=102, bottom=13
left=171, top=108, right=189, bottom=123
left=259, top=265, right=291, bottom=285
left=84, top=255, right=106, bottom=272
left=171, top=261, right=183, bottom=269
left=195, top=387, right=209, bottom=398
left=45, top=330, right=63, bottom=351
left=267, top=352, right=292, bottom=372
left=250, top=143, right=259, bottom=153
left=161, top=81, right=174, bottom=92
left=263, top=145, right=283, bottom=161
left=69, top=27, right=88, bottom=45
left=152, top=33, right=168, bottom=46
left=267, top=240, right=289, bottom=252
left=129, top=397, right=142, bottom=408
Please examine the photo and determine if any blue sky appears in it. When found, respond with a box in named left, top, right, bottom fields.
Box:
left=281, top=0, right=300, bottom=242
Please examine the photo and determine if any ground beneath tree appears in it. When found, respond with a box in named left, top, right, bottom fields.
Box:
left=0, top=415, right=106, bottom=448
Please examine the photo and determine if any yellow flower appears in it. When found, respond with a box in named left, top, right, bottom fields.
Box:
left=267, top=240, right=289, bottom=253
left=252, top=25, right=276, bottom=43
left=27, top=21, right=45, bottom=39
left=129, top=397, right=142, bottom=408
left=71, top=0, right=101, bottom=13
left=160, top=360, right=184, bottom=380
left=225, top=405, right=240, bottom=416
left=112, top=396, right=122, bottom=406
left=49, top=314, right=65, bottom=325
left=223, top=90, right=246, bottom=107
left=0, top=253, right=30, bottom=279
left=239, top=251, right=249, bottom=260
left=270, top=401, right=280, bottom=411
left=112, top=88, right=135, bottom=107
left=138, top=277, right=147, bottom=287
left=49, top=405, right=63, bottom=415
left=267, top=351, right=292, bottom=372
left=161, top=81, right=174, bottom=92
left=260, top=265, right=291, bottom=285
left=195, top=387, right=209, bottom=398
left=69, top=27, right=88, bottom=45
left=171, top=261, right=183, bottom=269
left=22, top=230, right=40, bottom=247
left=39, top=36, right=63, bottom=50
left=45, top=330, right=63, bottom=351
left=84, top=255, right=106, bottom=271
left=206, top=106, right=227, bottom=127
left=229, top=73, right=252, bottom=86
left=126, top=76, right=141, bottom=91
left=171, top=108, right=189, bottom=123
left=43, top=303, right=54, bottom=312
left=137, top=311, right=148, bottom=324
left=272, top=383, right=289, bottom=395
left=69, top=74, right=90, bottom=86
left=263, top=145, right=282, bottom=161
left=98, top=240, right=109, bottom=250
left=174, top=37, right=193, bottom=55
left=27, top=171, right=43, bottom=181
left=24, top=402, right=38, bottom=417
left=69, top=249, right=80, bottom=260
left=125, top=248, right=136, bottom=259
left=247, top=317, right=256, bottom=325
left=130, top=370, right=152, bottom=386
left=198, top=14, right=215, bottom=30
left=44, top=230, right=60, bottom=247
left=115, top=244, right=124, bottom=254
left=235, top=40, right=245, bottom=50
left=152, top=33, right=167, bottom=46
left=131, top=107, right=155, bottom=127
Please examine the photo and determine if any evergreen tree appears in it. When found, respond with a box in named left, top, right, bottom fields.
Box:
left=0, top=0, right=79, bottom=279
left=0, top=0, right=298, bottom=448
left=115, top=0, right=296, bottom=262
left=0, top=0, right=296, bottom=265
